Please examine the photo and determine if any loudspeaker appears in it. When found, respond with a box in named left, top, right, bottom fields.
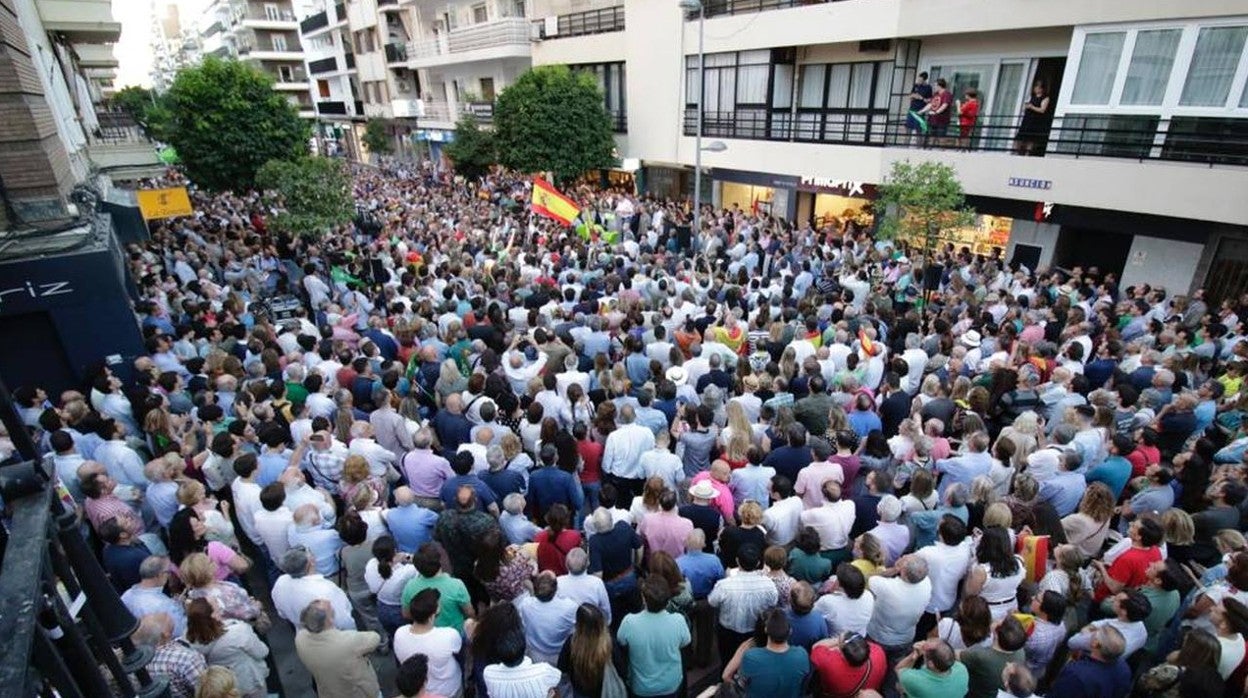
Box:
left=923, top=263, right=944, bottom=292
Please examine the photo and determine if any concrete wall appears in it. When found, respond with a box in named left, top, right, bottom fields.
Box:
left=1119, top=236, right=1204, bottom=295
left=1004, top=220, right=1060, bottom=272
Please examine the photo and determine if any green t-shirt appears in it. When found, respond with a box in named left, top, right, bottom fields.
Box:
left=898, top=661, right=969, bottom=698
left=788, top=549, right=832, bottom=584
left=400, top=573, right=471, bottom=631
left=740, top=645, right=810, bottom=698
left=961, top=647, right=1023, bottom=698
left=1142, top=586, right=1181, bottom=654
left=616, top=610, right=691, bottom=697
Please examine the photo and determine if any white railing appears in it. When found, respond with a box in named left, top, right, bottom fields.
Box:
left=420, top=100, right=457, bottom=123
left=407, top=18, right=531, bottom=60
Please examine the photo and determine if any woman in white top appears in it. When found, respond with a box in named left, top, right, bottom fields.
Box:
left=899, top=467, right=939, bottom=514
left=1061, top=483, right=1115, bottom=560
left=629, top=476, right=666, bottom=525
left=365, top=536, right=418, bottom=638
left=185, top=598, right=269, bottom=698
left=1212, top=600, right=1248, bottom=679
left=930, top=595, right=994, bottom=651
left=964, top=526, right=1026, bottom=620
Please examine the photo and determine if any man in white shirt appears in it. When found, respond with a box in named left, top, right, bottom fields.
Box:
left=554, top=353, right=589, bottom=400
left=503, top=348, right=546, bottom=396
left=253, top=482, right=295, bottom=565
left=900, top=333, right=929, bottom=395
left=601, top=406, right=655, bottom=507
left=682, top=345, right=712, bottom=391
left=229, top=453, right=264, bottom=549
left=866, top=554, right=933, bottom=658
left=94, top=421, right=149, bottom=492
left=708, top=544, right=778, bottom=668
left=347, top=421, right=398, bottom=479
left=1066, top=589, right=1151, bottom=657
left=762, top=476, right=804, bottom=547
left=813, top=563, right=876, bottom=636
left=914, top=515, right=973, bottom=634
left=272, top=546, right=355, bottom=630
left=555, top=548, right=612, bottom=625
left=799, top=481, right=856, bottom=564
left=647, top=325, right=676, bottom=369
left=638, top=432, right=686, bottom=494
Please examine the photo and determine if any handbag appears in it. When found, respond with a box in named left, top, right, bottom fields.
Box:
left=601, top=660, right=628, bottom=698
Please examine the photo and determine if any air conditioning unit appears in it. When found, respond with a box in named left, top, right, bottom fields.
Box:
left=542, top=16, right=557, bottom=38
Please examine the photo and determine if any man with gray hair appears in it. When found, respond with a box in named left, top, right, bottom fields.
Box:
left=134, top=612, right=206, bottom=698
left=121, top=555, right=187, bottom=638
left=1048, top=624, right=1130, bottom=698
left=295, top=599, right=382, bottom=698
left=866, top=552, right=932, bottom=666
left=900, top=332, right=928, bottom=394
left=602, top=405, right=655, bottom=508
left=556, top=548, right=612, bottom=625
left=401, top=427, right=454, bottom=509
left=869, top=494, right=910, bottom=565
left=369, top=385, right=413, bottom=459
left=271, top=545, right=355, bottom=630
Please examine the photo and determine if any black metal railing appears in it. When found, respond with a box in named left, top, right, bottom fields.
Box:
left=384, top=42, right=407, bottom=63
left=91, top=110, right=151, bottom=145
left=680, top=109, right=1248, bottom=166
left=300, top=10, right=328, bottom=33
left=318, top=100, right=348, bottom=115
left=694, top=0, right=844, bottom=18
left=611, top=110, right=627, bottom=133
left=538, top=5, right=625, bottom=38
left=308, top=56, right=338, bottom=74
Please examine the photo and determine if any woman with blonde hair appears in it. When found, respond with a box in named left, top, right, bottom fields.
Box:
left=914, top=374, right=943, bottom=410
left=194, top=666, right=242, bottom=698
left=180, top=552, right=263, bottom=624
left=1163, top=508, right=1200, bottom=566
left=996, top=411, right=1040, bottom=467
left=1037, top=543, right=1085, bottom=606
left=434, top=358, right=467, bottom=405
left=718, top=500, right=767, bottom=569
left=338, top=454, right=385, bottom=506
left=851, top=532, right=886, bottom=578
left=1061, top=482, right=1115, bottom=559
left=779, top=345, right=798, bottom=382
left=720, top=401, right=753, bottom=470
left=499, top=432, right=534, bottom=482
left=177, top=480, right=236, bottom=546
left=185, top=599, right=269, bottom=698
left=763, top=406, right=797, bottom=451
left=967, top=475, right=999, bottom=531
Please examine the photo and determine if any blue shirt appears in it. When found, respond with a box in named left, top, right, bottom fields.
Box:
left=625, top=354, right=651, bottom=387
left=1085, top=456, right=1132, bottom=501
left=121, top=586, right=187, bottom=638
left=935, top=451, right=992, bottom=498
left=676, top=551, right=725, bottom=599
left=1038, top=470, right=1088, bottom=517
left=515, top=594, right=579, bottom=662
left=785, top=609, right=828, bottom=650
left=847, top=410, right=883, bottom=439
left=439, top=474, right=498, bottom=512
left=257, top=450, right=291, bottom=486
left=617, top=610, right=692, bottom=696
left=527, top=467, right=584, bottom=514
left=500, top=511, right=540, bottom=544
left=385, top=503, right=438, bottom=553
left=288, top=524, right=343, bottom=576
left=481, top=468, right=526, bottom=501
left=1049, top=656, right=1131, bottom=698
left=740, top=645, right=810, bottom=698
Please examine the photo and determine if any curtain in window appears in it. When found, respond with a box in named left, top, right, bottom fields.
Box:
left=1122, top=29, right=1181, bottom=105
left=798, top=65, right=825, bottom=108
left=826, top=64, right=851, bottom=108
left=718, top=69, right=736, bottom=112
left=738, top=64, right=769, bottom=104
left=1072, top=32, right=1125, bottom=104
left=873, top=61, right=893, bottom=108
left=1180, top=26, right=1248, bottom=106
left=772, top=64, right=793, bottom=109
left=848, top=63, right=874, bottom=108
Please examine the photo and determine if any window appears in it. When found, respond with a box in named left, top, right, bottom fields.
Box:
left=479, top=77, right=495, bottom=101
left=1071, top=32, right=1125, bottom=104
left=1180, top=26, right=1248, bottom=107
left=1121, top=29, right=1181, bottom=105
left=511, top=0, right=526, bottom=18
left=792, top=60, right=891, bottom=143
left=572, top=62, right=627, bottom=131
left=279, top=65, right=294, bottom=82
left=264, top=3, right=280, bottom=21
left=472, top=4, right=488, bottom=23
left=271, top=34, right=287, bottom=52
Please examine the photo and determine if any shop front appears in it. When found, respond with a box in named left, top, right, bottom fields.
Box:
left=709, top=168, right=799, bottom=219
left=581, top=158, right=640, bottom=192
left=640, top=164, right=694, bottom=201
left=411, top=129, right=455, bottom=168
left=794, top=176, right=878, bottom=233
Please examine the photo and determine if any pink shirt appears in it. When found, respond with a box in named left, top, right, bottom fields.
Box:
left=691, top=472, right=735, bottom=522
left=638, top=511, right=695, bottom=559
left=794, top=461, right=846, bottom=509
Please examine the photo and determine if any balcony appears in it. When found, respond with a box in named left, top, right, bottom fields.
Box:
left=407, top=18, right=532, bottom=69
left=377, top=0, right=402, bottom=10
left=299, top=10, right=328, bottom=34
left=38, top=0, right=121, bottom=43
left=535, top=6, right=625, bottom=39
left=693, top=0, right=844, bottom=19
left=384, top=43, right=408, bottom=64
left=308, top=56, right=339, bottom=74
left=240, top=9, right=298, bottom=29
left=75, top=43, right=118, bottom=69
left=681, top=110, right=1248, bottom=168
left=392, top=99, right=424, bottom=118
left=317, top=101, right=348, bottom=116
left=610, top=110, right=627, bottom=134
left=87, top=111, right=163, bottom=177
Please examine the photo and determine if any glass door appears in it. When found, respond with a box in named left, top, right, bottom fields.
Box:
left=989, top=62, right=1027, bottom=150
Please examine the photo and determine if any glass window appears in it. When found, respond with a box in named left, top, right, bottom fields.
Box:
left=1180, top=26, right=1248, bottom=107
left=849, top=63, right=874, bottom=108
left=737, top=64, right=769, bottom=104
left=798, top=65, right=825, bottom=108
left=1121, top=29, right=1181, bottom=105
left=1072, top=32, right=1126, bottom=104
left=772, top=63, right=793, bottom=109
left=873, top=61, right=893, bottom=108
left=825, top=64, right=851, bottom=109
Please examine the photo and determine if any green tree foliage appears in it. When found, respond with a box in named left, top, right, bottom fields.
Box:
left=362, top=118, right=393, bottom=155
left=164, top=58, right=309, bottom=191
left=110, top=85, right=172, bottom=141
left=493, top=65, right=615, bottom=184
left=876, top=160, right=977, bottom=254
left=255, top=156, right=354, bottom=237
left=443, top=115, right=496, bottom=181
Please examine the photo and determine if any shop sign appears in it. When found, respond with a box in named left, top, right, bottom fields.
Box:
left=798, top=176, right=870, bottom=198
left=1007, top=177, right=1052, bottom=190
left=136, top=187, right=194, bottom=220
left=708, top=168, right=799, bottom=190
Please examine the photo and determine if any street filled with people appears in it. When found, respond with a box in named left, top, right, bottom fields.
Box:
left=16, top=158, right=1248, bottom=698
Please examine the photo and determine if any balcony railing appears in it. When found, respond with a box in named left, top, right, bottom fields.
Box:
left=535, top=5, right=625, bottom=39
left=692, top=0, right=843, bottom=18
left=308, top=56, right=338, bottom=74
left=408, top=18, right=531, bottom=61
left=385, top=42, right=408, bottom=63
left=318, top=100, right=348, bottom=115
left=680, top=109, right=1248, bottom=167
left=241, top=9, right=297, bottom=23
left=91, top=110, right=151, bottom=144
left=300, top=10, right=328, bottom=33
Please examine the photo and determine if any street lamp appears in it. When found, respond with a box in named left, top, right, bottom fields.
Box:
left=679, top=0, right=708, bottom=240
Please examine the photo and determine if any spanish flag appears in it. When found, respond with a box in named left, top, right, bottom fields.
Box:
left=531, top=178, right=580, bottom=226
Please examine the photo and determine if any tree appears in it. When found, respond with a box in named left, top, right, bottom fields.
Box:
left=255, top=156, right=354, bottom=237
left=362, top=118, right=393, bottom=156
left=876, top=160, right=977, bottom=258
left=443, top=115, right=496, bottom=181
left=493, top=65, right=615, bottom=184
left=164, top=58, right=309, bottom=191
left=110, top=85, right=171, bottom=141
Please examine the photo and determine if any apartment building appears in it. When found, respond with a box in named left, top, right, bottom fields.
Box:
left=529, top=0, right=1248, bottom=298
left=200, top=0, right=315, bottom=117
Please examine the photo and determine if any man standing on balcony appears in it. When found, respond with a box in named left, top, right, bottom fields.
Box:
left=906, top=72, right=933, bottom=147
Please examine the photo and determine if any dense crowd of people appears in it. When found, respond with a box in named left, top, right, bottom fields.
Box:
left=10, top=158, right=1248, bottom=698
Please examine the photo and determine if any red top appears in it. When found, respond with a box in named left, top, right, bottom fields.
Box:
left=1127, top=445, right=1162, bottom=478
left=959, top=98, right=980, bottom=127
left=928, top=90, right=952, bottom=125
left=534, top=529, right=583, bottom=575
left=577, top=440, right=604, bottom=484
left=1094, top=545, right=1162, bottom=601
left=811, top=641, right=887, bottom=698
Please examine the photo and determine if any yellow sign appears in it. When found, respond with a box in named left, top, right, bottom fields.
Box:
left=136, top=187, right=193, bottom=220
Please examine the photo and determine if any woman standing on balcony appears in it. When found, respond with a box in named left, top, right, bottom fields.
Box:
left=1015, top=82, right=1052, bottom=156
